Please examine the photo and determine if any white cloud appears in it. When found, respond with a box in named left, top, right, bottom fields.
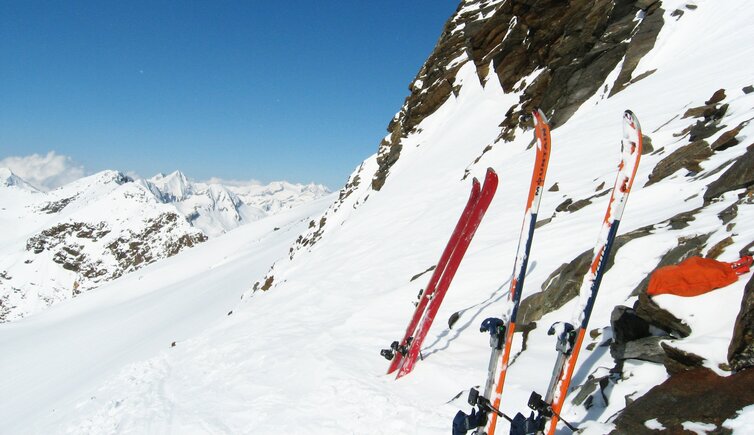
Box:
left=0, top=151, right=86, bottom=191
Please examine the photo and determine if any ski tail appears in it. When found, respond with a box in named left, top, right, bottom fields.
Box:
left=396, top=168, right=498, bottom=379
left=386, top=178, right=482, bottom=374
left=543, top=110, right=642, bottom=434
left=483, top=109, right=552, bottom=435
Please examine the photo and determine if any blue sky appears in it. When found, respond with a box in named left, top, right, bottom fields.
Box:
left=0, top=1, right=459, bottom=189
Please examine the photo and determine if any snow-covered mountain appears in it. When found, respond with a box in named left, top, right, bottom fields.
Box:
left=0, top=169, right=329, bottom=321
left=2, top=0, right=754, bottom=434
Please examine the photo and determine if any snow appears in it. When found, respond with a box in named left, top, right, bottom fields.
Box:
left=2, top=1, right=754, bottom=434
left=723, top=404, right=754, bottom=434
left=0, top=195, right=334, bottom=433
left=682, top=421, right=718, bottom=435
left=644, top=418, right=666, bottom=431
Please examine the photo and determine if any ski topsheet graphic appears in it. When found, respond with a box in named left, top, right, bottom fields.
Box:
left=482, top=109, right=551, bottom=435
left=389, top=168, right=498, bottom=379
left=511, top=110, right=643, bottom=435
left=382, top=177, right=482, bottom=374
left=452, top=110, right=552, bottom=435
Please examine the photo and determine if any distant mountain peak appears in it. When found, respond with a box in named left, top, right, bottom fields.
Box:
left=0, top=167, right=41, bottom=192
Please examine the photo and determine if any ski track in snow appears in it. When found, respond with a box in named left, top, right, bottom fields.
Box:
left=3, top=2, right=754, bottom=434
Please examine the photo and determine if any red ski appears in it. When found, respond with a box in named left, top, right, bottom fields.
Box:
left=382, top=177, right=482, bottom=374
left=396, top=168, right=498, bottom=379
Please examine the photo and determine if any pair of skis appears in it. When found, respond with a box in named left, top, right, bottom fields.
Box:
left=460, top=110, right=642, bottom=435
left=382, top=167, right=498, bottom=379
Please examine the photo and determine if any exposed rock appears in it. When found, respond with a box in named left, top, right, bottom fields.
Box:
left=39, top=195, right=78, bottom=214
left=572, top=374, right=611, bottom=408
left=372, top=134, right=403, bottom=191
left=744, top=85, right=754, bottom=94
left=26, top=222, right=111, bottom=254
left=611, top=306, right=651, bottom=343
left=517, top=247, right=592, bottom=324
left=661, top=342, right=706, bottom=375
left=548, top=182, right=559, bottom=192
left=107, top=213, right=207, bottom=278
left=704, top=144, right=754, bottom=202
left=497, top=0, right=665, bottom=136
left=705, top=88, right=727, bottom=105
left=666, top=207, right=703, bottom=230
left=608, top=7, right=664, bottom=97
left=260, top=275, right=274, bottom=291
left=338, top=163, right=363, bottom=203
left=711, top=122, right=746, bottom=151
left=610, top=305, right=669, bottom=363
left=410, top=265, right=435, bottom=282
left=634, top=292, right=692, bottom=338
left=729, top=274, right=754, bottom=371
left=718, top=203, right=738, bottom=225
left=690, top=104, right=728, bottom=141
left=612, top=336, right=668, bottom=364
left=706, top=237, right=734, bottom=260
left=372, top=0, right=665, bottom=189
left=611, top=368, right=754, bottom=434
left=649, top=94, right=733, bottom=186
left=646, top=140, right=712, bottom=185
left=642, top=134, right=654, bottom=154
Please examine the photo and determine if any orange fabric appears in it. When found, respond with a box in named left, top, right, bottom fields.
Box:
left=647, top=256, right=739, bottom=297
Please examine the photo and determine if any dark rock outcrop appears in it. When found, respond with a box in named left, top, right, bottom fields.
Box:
left=612, top=368, right=754, bottom=434
left=26, top=222, right=111, bottom=254
left=647, top=91, right=734, bottom=186
left=107, top=212, right=207, bottom=277
left=372, top=0, right=665, bottom=190
left=612, top=336, right=667, bottom=364
left=634, top=291, right=691, bottom=338
left=729, top=274, right=754, bottom=371
left=39, top=195, right=79, bottom=214
left=661, top=342, right=706, bottom=375
left=704, top=144, right=754, bottom=202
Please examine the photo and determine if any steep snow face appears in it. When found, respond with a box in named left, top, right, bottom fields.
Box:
left=148, top=171, right=194, bottom=202
left=0, top=167, right=40, bottom=191
left=2, top=2, right=754, bottom=435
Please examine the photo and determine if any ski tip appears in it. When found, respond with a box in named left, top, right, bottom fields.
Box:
left=623, top=110, right=641, bottom=132
left=484, top=167, right=499, bottom=186
left=533, top=108, right=549, bottom=125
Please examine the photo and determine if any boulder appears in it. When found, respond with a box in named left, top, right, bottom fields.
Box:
left=611, top=336, right=667, bottom=364
left=634, top=292, right=692, bottom=338
left=729, top=274, right=754, bottom=371
left=612, top=368, right=754, bottom=434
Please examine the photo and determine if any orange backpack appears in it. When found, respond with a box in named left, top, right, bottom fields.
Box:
left=647, top=256, right=752, bottom=297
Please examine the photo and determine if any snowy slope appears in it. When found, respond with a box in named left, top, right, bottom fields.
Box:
left=2, top=1, right=754, bottom=434
left=0, top=195, right=335, bottom=433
